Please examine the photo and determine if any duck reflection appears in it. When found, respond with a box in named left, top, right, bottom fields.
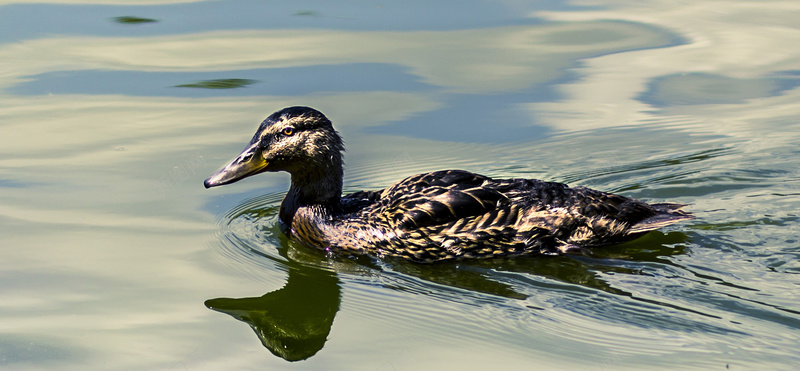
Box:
left=205, top=264, right=340, bottom=362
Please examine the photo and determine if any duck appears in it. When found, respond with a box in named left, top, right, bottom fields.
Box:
left=204, top=106, right=693, bottom=263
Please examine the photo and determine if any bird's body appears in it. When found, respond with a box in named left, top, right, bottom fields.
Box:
left=205, top=107, right=693, bottom=263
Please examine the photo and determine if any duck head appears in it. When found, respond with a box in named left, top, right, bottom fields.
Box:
left=204, top=107, right=344, bottom=199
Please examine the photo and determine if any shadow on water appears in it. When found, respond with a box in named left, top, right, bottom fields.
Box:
left=205, top=191, right=709, bottom=362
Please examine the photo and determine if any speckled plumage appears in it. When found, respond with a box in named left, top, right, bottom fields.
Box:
left=205, top=106, right=693, bottom=263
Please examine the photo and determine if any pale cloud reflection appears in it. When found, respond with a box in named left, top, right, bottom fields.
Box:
left=532, top=0, right=800, bottom=133
left=0, top=21, right=675, bottom=93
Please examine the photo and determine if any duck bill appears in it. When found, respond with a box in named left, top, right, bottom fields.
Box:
left=204, top=142, right=268, bottom=188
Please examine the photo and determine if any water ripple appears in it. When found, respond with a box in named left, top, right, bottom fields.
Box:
left=206, top=127, right=800, bottom=366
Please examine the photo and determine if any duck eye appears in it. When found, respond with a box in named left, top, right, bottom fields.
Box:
left=281, top=127, right=295, bottom=136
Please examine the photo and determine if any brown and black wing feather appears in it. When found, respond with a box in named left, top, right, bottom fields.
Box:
left=332, top=170, right=692, bottom=262
left=378, top=170, right=506, bottom=230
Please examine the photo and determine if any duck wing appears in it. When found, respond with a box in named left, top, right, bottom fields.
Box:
left=341, top=170, right=692, bottom=262
left=377, top=170, right=507, bottom=230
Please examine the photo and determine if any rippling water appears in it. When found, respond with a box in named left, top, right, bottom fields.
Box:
left=208, top=121, right=800, bottom=369
left=1, top=0, right=800, bottom=370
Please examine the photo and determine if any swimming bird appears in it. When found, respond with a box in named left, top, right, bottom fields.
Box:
left=204, top=106, right=693, bottom=263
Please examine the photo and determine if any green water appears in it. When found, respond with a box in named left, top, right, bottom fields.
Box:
left=1, top=1, right=799, bottom=370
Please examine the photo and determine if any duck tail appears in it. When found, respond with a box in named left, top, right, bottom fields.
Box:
left=627, top=203, right=694, bottom=235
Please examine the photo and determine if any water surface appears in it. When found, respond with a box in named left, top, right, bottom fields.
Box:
left=1, top=1, right=799, bottom=370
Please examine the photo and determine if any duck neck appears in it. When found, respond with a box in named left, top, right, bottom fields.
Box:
left=279, top=159, right=344, bottom=228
